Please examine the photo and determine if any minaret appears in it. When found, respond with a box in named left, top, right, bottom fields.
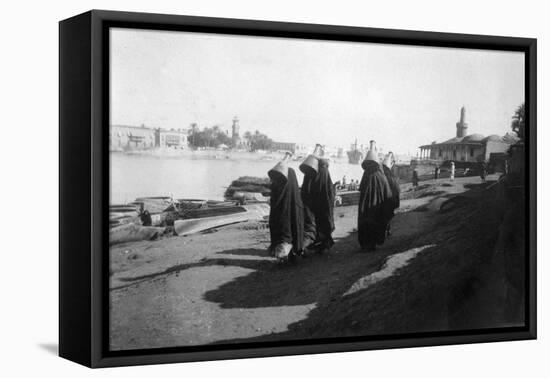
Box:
left=456, top=106, right=468, bottom=138
left=231, top=116, right=240, bottom=147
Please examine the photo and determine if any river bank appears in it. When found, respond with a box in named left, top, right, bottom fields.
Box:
left=111, top=152, right=363, bottom=203
left=109, top=174, right=524, bottom=351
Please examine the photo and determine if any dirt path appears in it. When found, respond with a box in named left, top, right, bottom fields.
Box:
left=109, top=176, right=494, bottom=351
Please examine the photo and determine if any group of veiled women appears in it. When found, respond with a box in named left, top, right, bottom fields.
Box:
left=268, top=140, right=400, bottom=262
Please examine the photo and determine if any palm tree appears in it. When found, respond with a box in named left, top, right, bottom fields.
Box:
left=511, top=103, right=525, bottom=140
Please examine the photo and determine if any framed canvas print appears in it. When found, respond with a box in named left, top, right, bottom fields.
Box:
left=59, top=10, right=537, bottom=368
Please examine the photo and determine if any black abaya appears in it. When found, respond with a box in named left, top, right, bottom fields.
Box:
left=269, top=168, right=304, bottom=254
left=382, top=165, right=400, bottom=212
left=301, top=159, right=335, bottom=250
left=358, top=160, right=393, bottom=250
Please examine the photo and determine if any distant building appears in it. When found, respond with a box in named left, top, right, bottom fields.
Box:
left=156, top=128, right=188, bottom=148
left=418, top=106, right=519, bottom=163
left=294, top=143, right=312, bottom=157
left=273, top=143, right=343, bottom=158
left=110, top=124, right=188, bottom=151
left=110, top=125, right=156, bottom=151
left=271, top=141, right=297, bottom=153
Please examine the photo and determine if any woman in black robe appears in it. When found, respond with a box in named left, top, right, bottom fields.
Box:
left=301, top=158, right=335, bottom=253
left=358, top=159, right=393, bottom=252
left=269, top=167, right=304, bottom=260
left=382, top=153, right=400, bottom=237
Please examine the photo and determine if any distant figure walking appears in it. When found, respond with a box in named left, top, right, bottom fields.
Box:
left=480, top=162, right=487, bottom=182
left=382, top=152, right=400, bottom=237
left=342, top=175, right=347, bottom=188
left=412, top=168, right=419, bottom=188
left=267, top=152, right=304, bottom=262
left=357, top=141, right=393, bottom=252
left=434, top=165, right=440, bottom=180
left=450, top=161, right=455, bottom=181
left=139, top=209, right=152, bottom=226
left=300, top=144, right=335, bottom=254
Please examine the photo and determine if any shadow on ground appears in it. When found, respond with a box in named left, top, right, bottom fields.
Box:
left=203, top=226, right=426, bottom=309
left=38, top=343, right=58, bottom=355
left=205, top=178, right=525, bottom=345
left=114, top=250, right=272, bottom=290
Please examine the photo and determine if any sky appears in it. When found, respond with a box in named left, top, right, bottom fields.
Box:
left=110, top=28, right=524, bottom=155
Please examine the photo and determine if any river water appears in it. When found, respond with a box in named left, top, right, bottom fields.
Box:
left=110, top=152, right=366, bottom=204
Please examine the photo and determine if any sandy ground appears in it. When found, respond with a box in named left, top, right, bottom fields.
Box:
left=109, top=174, right=522, bottom=351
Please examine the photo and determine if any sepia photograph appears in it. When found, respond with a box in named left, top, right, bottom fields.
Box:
left=107, top=27, right=527, bottom=352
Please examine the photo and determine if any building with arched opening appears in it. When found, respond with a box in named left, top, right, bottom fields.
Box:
left=418, top=106, right=518, bottom=163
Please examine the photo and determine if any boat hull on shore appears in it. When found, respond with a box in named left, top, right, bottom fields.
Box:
left=174, top=203, right=269, bottom=236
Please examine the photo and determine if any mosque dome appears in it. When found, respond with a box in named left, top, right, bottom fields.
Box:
left=461, top=133, right=485, bottom=142
left=442, top=136, right=464, bottom=144
left=482, top=134, right=503, bottom=143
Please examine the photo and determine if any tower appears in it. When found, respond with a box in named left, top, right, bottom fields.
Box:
left=456, top=106, right=468, bottom=138
left=231, top=116, right=240, bottom=147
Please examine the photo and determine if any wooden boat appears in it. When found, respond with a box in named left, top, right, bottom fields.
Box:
left=131, top=196, right=173, bottom=213
left=109, top=194, right=270, bottom=243
left=174, top=203, right=269, bottom=236
left=158, top=199, right=245, bottom=226
left=335, top=190, right=361, bottom=207
left=110, top=204, right=140, bottom=212
left=230, top=191, right=268, bottom=202
left=175, top=198, right=208, bottom=210
left=109, top=214, right=139, bottom=228
left=109, top=204, right=141, bottom=227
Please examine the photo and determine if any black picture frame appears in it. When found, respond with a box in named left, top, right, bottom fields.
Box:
left=59, top=9, right=537, bottom=368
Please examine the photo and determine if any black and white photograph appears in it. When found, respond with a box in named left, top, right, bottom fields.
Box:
left=3, top=0, right=548, bottom=375
left=107, top=26, right=528, bottom=352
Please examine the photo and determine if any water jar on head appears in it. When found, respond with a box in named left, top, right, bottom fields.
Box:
left=299, top=143, right=324, bottom=175
left=364, top=140, right=378, bottom=162
left=268, top=151, right=293, bottom=182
